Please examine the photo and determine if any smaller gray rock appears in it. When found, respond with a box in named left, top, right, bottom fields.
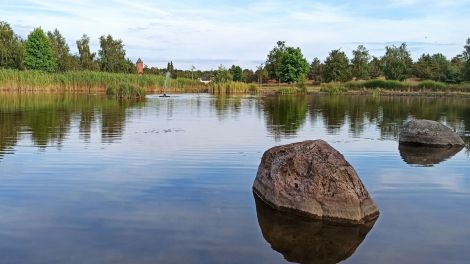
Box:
left=399, top=119, right=464, bottom=147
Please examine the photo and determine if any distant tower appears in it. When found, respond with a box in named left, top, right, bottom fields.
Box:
left=136, top=58, right=144, bottom=76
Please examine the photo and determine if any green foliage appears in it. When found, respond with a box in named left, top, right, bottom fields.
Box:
left=48, top=29, right=81, bottom=72
left=322, top=49, right=351, bottom=82
left=351, top=45, right=370, bottom=80
left=0, top=69, right=203, bottom=92
left=276, top=47, right=310, bottom=84
left=106, top=83, right=146, bottom=99
left=98, top=35, right=132, bottom=73
left=369, top=56, right=383, bottom=78
left=308, top=57, right=322, bottom=82
left=24, top=28, right=57, bottom=72
left=76, top=34, right=99, bottom=71
left=416, top=80, right=447, bottom=90
left=208, top=81, right=252, bottom=94
left=320, top=82, right=347, bottom=95
left=414, top=53, right=449, bottom=82
left=265, top=41, right=286, bottom=80
left=382, top=43, right=412, bottom=81
left=212, top=65, right=233, bottom=83
left=242, top=69, right=255, bottom=83
left=278, top=87, right=299, bottom=94
left=254, top=64, right=269, bottom=83
left=0, top=21, right=24, bottom=70
left=365, top=79, right=405, bottom=89
left=229, top=65, right=243, bottom=81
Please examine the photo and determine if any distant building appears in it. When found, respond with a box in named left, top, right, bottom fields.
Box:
left=136, top=58, right=144, bottom=76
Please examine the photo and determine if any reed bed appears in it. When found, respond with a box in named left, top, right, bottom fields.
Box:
left=208, top=82, right=259, bottom=94
left=0, top=69, right=205, bottom=93
left=106, top=83, right=146, bottom=99
left=344, top=79, right=470, bottom=92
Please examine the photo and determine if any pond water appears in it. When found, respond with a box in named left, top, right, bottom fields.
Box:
left=0, top=93, right=469, bottom=264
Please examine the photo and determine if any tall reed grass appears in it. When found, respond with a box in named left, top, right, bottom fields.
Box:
left=106, top=83, right=146, bottom=99
left=0, top=69, right=205, bottom=93
left=344, top=79, right=470, bottom=92
left=208, top=82, right=259, bottom=94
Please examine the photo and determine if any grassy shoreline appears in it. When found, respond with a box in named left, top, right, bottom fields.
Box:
left=0, top=69, right=207, bottom=93
left=1, top=69, right=470, bottom=97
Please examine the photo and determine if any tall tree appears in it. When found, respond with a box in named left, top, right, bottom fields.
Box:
left=322, top=49, right=351, bottom=82
left=229, top=65, right=243, bottom=82
left=276, top=46, right=309, bottom=84
left=47, top=29, right=75, bottom=72
left=76, top=34, right=98, bottom=71
left=351, top=45, right=370, bottom=80
left=0, top=21, right=24, bottom=69
left=265, top=41, right=286, bottom=80
left=24, top=28, right=57, bottom=72
left=308, top=57, right=323, bottom=82
left=463, top=38, right=470, bottom=81
left=369, top=56, right=383, bottom=78
left=382, top=43, right=412, bottom=81
left=98, top=35, right=129, bottom=73
left=255, top=64, right=268, bottom=84
left=242, top=69, right=254, bottom=83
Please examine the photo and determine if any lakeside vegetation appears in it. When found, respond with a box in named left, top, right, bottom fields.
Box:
left=0, top=69, right=205, bottom=92
left=1, top=19, right=470, bottom=95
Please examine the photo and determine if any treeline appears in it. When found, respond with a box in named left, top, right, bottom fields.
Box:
left=0, top=21, right=135, bottom=73
left=262, top=40, right=470, bottom=85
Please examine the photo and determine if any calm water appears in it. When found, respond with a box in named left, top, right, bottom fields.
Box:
left=0, top=93, right=469, bottom=264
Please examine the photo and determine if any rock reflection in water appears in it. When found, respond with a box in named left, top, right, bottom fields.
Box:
left=399, top=144, right=464, bottom=166
left=254, top=195, right=377, bottom=264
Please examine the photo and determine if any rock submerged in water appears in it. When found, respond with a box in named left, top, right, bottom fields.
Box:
left=399, top=119, right=464, bottom=147
left=252, top=140, right=379, bottom=225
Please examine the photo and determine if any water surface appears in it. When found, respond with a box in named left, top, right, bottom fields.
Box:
left=0, top=93, right=469, bottom=263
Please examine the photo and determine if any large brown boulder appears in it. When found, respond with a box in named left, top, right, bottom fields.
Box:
left=253, top=140, right=379, bottom=224
left=399, top=119, right=464, bottom=147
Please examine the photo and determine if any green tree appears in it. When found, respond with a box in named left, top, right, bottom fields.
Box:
left=322, top=49, right=351, bottom=82
left=24, top=28, right=57, bottom=72
left=414, top=53, right=449, bottom=82
left=265, top=41, right=286, bottom=80
left=242, top=69, right=254, bottom=83
left=351, top=45, right=370, bottom=80
left=98, top=35, right=130, bottom=73
left=463, top=38, right=470, bottom=81
left=0, top=21, right=24, bottom=69
left=212, top=65, right=233, bottom=83
left=255, top=64, right=269, bottom=84
left=308, top=57, right=323, bottom=82
left=382, top=43, right=412, bottom=81
left=47, top=29, right=78, bottom=72
left=76, top=34, right=98, bottom=71
left=369, top=56, right=383, bottom=78
left=229, top=65, right=243, bottom=81
left=275, top=47, right=309, bottom=84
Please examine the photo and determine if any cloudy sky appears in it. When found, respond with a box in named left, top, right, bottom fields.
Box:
left=2, top=0, right=469, bottom=70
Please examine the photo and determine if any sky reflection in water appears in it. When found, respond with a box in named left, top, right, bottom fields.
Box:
left=0, top=93, right=469, bottom=264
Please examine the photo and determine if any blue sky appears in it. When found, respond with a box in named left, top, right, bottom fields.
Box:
left=1, top=0, right=469, bottom=70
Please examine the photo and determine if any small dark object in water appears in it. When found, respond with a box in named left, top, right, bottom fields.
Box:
left=159, top=94, right=170, bottom=98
